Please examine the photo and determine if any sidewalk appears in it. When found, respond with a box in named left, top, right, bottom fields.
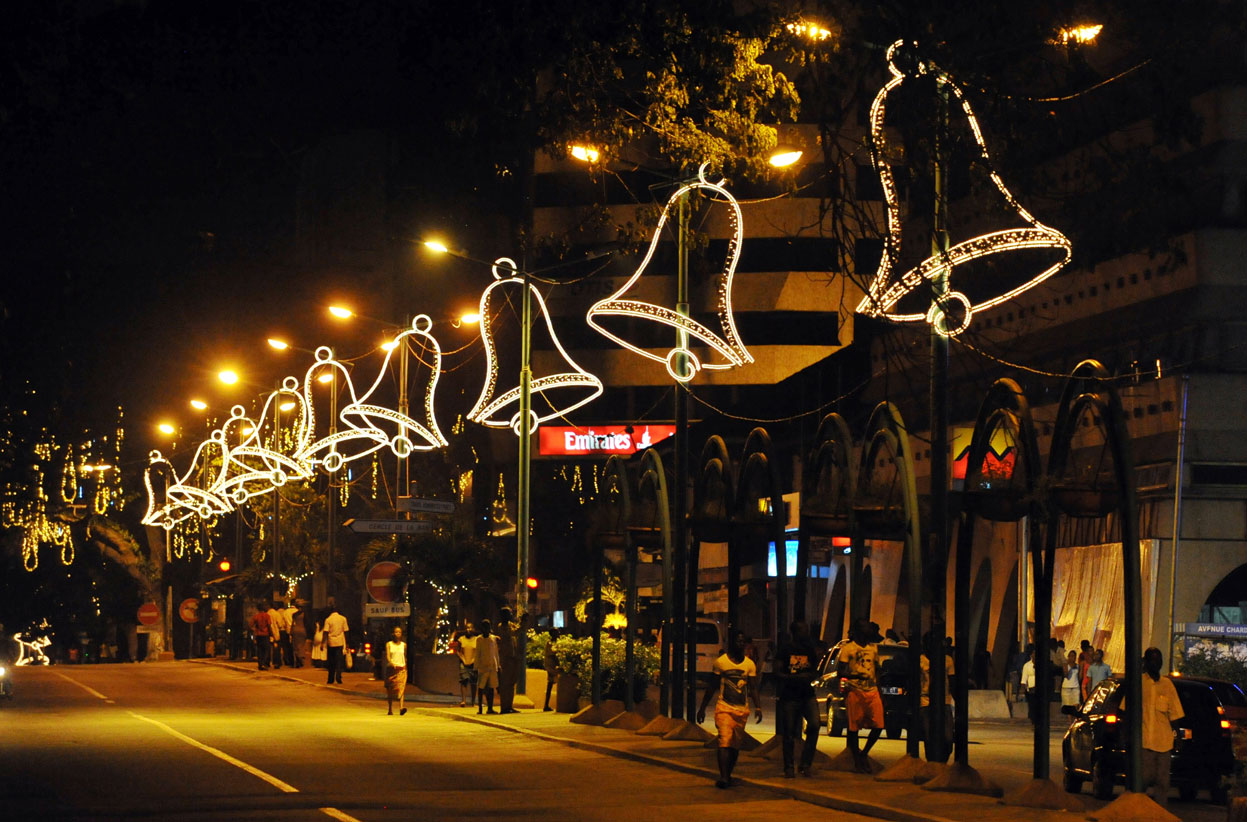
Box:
left=192, top=659, right=1186, bottom=822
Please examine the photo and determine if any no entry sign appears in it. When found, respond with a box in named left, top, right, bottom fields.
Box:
left=137, top=602, right=160, bottom=626
left=365, top=561, right=404, bottom=603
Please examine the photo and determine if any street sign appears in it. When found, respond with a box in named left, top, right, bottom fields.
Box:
left=365, top=602, right=411, bottom=618
left=365, top=561, right=404, bottom=603
left=396, top=497, right=456, bottom=515
left=344, top=518, right=432, bottom=535
left=178, top=598, right=200, bottom=624
left=137, top=602, right=160, bottom=626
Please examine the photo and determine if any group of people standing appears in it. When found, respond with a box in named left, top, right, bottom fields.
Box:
left=449, top=608, right=528, bottom=715
left=247, top=598, right=350, bottom=684
left=1017, top=637, right=1113, bottom=723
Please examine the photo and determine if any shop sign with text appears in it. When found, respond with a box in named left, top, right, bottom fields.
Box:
left=538, top=424, right=676, bottom=457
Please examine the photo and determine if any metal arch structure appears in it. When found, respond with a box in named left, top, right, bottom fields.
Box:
left=952, top=378, right=1040, bottom=787
left=732, top=428, right=788, bottom=641
left=854, top=402, right=924, bottom=760
left=796, top=414, right=856, bottom=625
left=634, top=447, right=675, bottom=716
left=1043, top=359, right=1143, bottom=791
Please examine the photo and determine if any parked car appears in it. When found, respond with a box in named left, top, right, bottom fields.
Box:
left=1062, top=675, right=1235, bottom=803
left=1183, top=675, right=1247, bottom=729
left=815, top=639, right=912, bottom=738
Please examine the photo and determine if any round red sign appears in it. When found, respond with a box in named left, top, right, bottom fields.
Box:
left=365, top=561, right=403, bottom=603
left=137, top=602, right=160, bottom=626
left=178, top=598, right=200, bottom=624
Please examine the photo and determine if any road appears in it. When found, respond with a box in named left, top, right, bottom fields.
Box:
left=0, top=664, right=881, bottom=822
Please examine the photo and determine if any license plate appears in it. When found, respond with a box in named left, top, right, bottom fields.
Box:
left=882, top=687, right=902, bottom=695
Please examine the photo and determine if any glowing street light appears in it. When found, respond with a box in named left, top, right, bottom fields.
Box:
left=423, top=239, right=450, bottom=255
left=768, top=149, right=803, bottom=168
left=190, top=399, right=208, bottom=411
left=317, top=372, right=334, bottom=384
left=457, top=311, right=481, bottom=326
left=157, top=422, right=176, bottom=436
left=328, top=305, right=354, bottom=320
left=786, top=20, right=834, bottom=42
left=278, top=400, right=296, bottom=412
left=218, top=369, right=239, bottom=385
left=570, top=145, right=600, bottom=164
left=267, top=338, right=290, bottom=351
left=1056, top=24, right=1103, bottom=44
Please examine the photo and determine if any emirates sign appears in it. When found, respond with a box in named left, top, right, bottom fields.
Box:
left=538, top=424, right=676, bottom=457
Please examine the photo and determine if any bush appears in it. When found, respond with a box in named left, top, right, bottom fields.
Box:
left=525, top=628, right=551, bottom=669
left=1178, top=640, right=1247, bottom=692
left=528, top=631, right=659, bottom=701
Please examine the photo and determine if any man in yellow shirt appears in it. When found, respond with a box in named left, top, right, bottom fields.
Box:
left=1136, top=647, right=1184, bottom=806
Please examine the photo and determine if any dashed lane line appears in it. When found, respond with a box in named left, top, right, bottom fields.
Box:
left=45, top=674, right=364, bottom=822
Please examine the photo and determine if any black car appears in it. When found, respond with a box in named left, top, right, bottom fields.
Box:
left=1062, top=675, right=1234, bottom=803
left=815, top=639, right=911, bottom=738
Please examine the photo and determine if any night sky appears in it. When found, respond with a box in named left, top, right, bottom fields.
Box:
left=1, top=1, right=507, bottom=458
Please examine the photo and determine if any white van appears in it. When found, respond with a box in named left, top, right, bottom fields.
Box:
left=658, top=618, right=727, bottom=679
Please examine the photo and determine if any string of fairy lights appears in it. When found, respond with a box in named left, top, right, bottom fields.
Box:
left=0, top=406, right=127, bottom=571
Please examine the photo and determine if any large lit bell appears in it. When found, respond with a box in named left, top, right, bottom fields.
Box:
left=586, top=164, right=753, bottom=382
left=298, top=347, right=388, bottom=472
left=469, top=257, right=603, bottom=434
left=339, top=315, right=448, bottom=458
left=855, top=41, right=1072, bottom=336
left=164, top=438, right=233, bottom=520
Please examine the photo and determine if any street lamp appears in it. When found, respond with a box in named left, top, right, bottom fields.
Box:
left=218, top=369, right=240, bottom=386
left=190, top=399, right=208, bottom=411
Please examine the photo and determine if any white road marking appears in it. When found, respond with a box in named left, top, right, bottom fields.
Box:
left=126, top=711, right=364, bottom=822
left=53, top=670, right=113, bottom=702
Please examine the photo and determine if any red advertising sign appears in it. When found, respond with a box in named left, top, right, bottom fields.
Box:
left=137, top=602, right=160, bottom=626
left=538, top=424, right=676, bottom=457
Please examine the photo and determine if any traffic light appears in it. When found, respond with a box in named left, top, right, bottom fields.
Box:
left=525, top=577, right=539, bottom=589
left=217, top=558, right=231, bottom=573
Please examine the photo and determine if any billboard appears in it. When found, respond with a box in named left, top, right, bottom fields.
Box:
left=538, top=424, right=676, bottom=457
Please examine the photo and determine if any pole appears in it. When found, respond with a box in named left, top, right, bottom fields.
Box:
left=926, top=74, right=951, bottom=763
left=674, top=189, right=690, bottom=720
left=273, top=392, right=281, bottom=592
left=234, top=509, right=244, bottom=659
left=592, top=538, right=603, bottom=705
left=1167, top=376, right=1189, bottom=665
left=517, top=266, right=532, bottom=696
left=327, top=374, right=338, bottom=601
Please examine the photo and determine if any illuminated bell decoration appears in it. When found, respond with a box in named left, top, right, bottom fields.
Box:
left=855, top=41, right=1072, bottom=337
left=296, top=346, right=389, bottom=473
left=469, top=257, right=603, bottom=435
left=214, top=382, right=313, bottom=506
left=339, top=315, right=448, bottom=456
left=586, top=163, right=752, bottom=382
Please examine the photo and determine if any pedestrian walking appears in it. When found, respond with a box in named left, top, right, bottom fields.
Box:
left=452, top=626, right=477, bottom=707
left=474, top=619, right=500, bottom=714
left=280, top=601, right=300, bottom=668
left=542, top=628, right=560, bottom=712
left=919, top=631, right=954, bottom=762
left=1131, top=647, right=1185, bottom=806
left=1085, top=649, right=1111, bottom=694
left=1061, top=650, right=1081, bottom=718
left=775, top=620, right=820, bottom=778
left=385, top=626, right=408, bottom=716
left=267, top=600, right=290, bottom=670
left=322, top=602, right=349, bottom=685
left=840, top=619, right=885, bottom=773
left=496, top=607, right=526, bottom=713
left=1022, top=648, right=1039, bottom=726
left=249, top=601, right=273, bottom=671
left=696, top=629, right=763, bottom=789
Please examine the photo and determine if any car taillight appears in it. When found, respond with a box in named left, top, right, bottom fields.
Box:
left=1104, top=714, right=1118, bottom=724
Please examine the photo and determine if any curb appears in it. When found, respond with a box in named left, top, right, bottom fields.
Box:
left=188, top=658, right=459, bottom=703
left=424, top=707, right=964, bottom=822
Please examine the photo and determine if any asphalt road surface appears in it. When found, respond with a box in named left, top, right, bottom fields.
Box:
left=1, top=663, right=883, bottom=822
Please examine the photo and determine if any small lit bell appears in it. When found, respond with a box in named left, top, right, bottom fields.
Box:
left=855, top=41, right=1072, bottom=336
left=164, top=438, right=233, bottom=520
left=298, top=346, right=389, bottom=472
left=586, top=164, right=753, bottom=382
left=340, top=315, right=449, bottom=457
left=469, top=257, right=603, bottom=434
